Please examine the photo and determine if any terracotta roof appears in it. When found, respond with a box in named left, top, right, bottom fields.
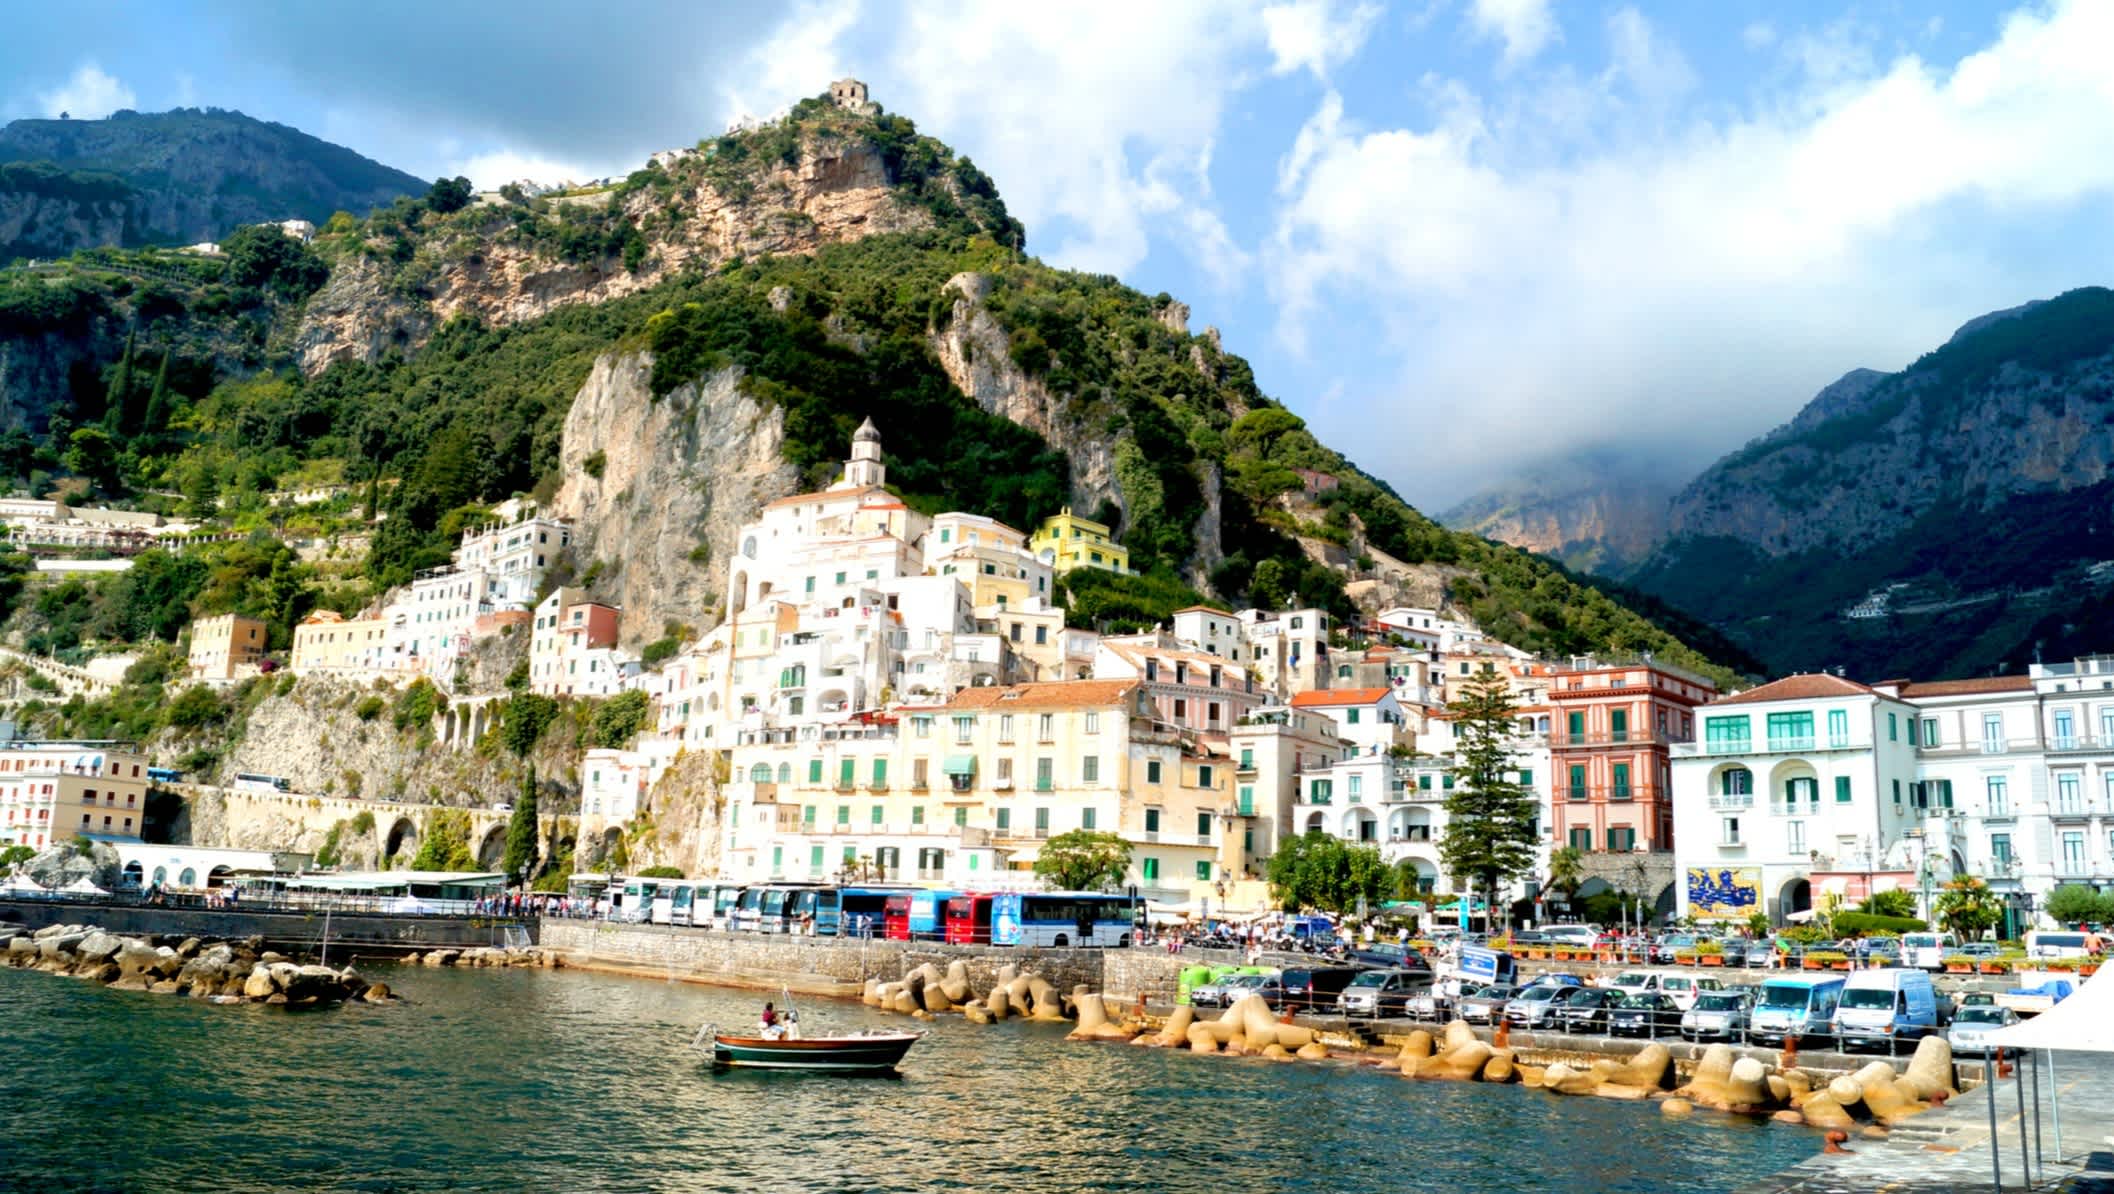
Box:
left=1712, top=673, right=1877, bottom=706
left=1100, top=641, right=1236, bottom=672
left=1896, top=675, right=2034, bottom=698
left=944, top=680, right=1140, bottom=711
left=1290, top=687, right=1395, bottom=708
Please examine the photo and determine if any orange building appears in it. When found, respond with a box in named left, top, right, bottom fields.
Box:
left=1547, top=656, right=1718, bottom=856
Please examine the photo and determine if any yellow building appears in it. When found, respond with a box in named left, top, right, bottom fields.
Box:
left=716, top=679, right=1247, bottom=896
left=188, top=613, right=267, bottom=680
left=0, top=741, right=153, bottom=849
left=290, top=610, right=391, bottom=673
left=1030, top=506, right=1130, bottom=575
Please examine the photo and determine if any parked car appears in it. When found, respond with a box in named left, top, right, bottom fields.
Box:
left=1652, top=933, right=1697, bottom=964
left=1947, top=1006, right=2022, bottom=1056
left=1457, top=984, right=1519, bottom=1024
left=1503, top=984, right=1571, bottom=1030
left=1405, top=986, right=1448, bottom=1021
left=1338, top=969, right=1432, bottom=1018
left=1540, top=924, right=1600, bottom=948
left=1350, top=943, right=1432, bottom=972
left=1658, top=973, right=1726, bottom=1012
left=1745, top=939, right=1781, bottom=968
left=1279, top=966, right=1371, bottom=1012
left=1609, top=992, right=1682, bottom=1038
left=1960, top=942, right=2002, bottom=960
left=1748, top=977, right=1845, bottom=1047
left=1681, top=990, right=1754, bottom=1042
left=1833, top=968, right=1940, bottom=1054
left=1192, top=972, right=1275, bottom=1009
left=1957, top=990, right=1996, bottom=1008
left=1720, top=939, right=1752, bottom=967
left=1557, top=987, right=1618, bottom=1034
left=1606, top=970, right=1669, bottom=997
left=1526, top=972, right=1587, bottom=990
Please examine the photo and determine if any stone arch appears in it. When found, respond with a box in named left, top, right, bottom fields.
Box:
left=1777, top=876, right=1811, bottom=924
left=476, top=824, right=508, bottom=871
left=122, top=861, right=143, bottom=888
left=151, top=866, right=167, bottom=886
left=1341, top=806, right=1378, bottom=843
left=1402, top=857, right=1438, bottom=891
left=471, top=703, right=489, bottom=743
left=178, top=867, right=197, bottom=887
left=775, top=763, right=791, bottom=784
left=208, top=865, right=232, bottom=888
left=1767, top=759, right=1819, bottom=804
left=384, top=816, right=420, bottom=861
left=1710, top=762, right=1754, bottom=796
left=1389, top=806, right=1431, bottom=843
left=1303, top=810, right=1326, bottom=834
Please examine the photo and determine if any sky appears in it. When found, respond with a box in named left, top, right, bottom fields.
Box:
left=7, top=0, right=2114, bottom=513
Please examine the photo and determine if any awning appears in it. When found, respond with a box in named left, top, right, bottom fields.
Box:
left=1785, top=908, right=1819, bottom=923
left=942, top=755, right=978, bottom=776
left=1981, top=964, right=2114, bottom=1052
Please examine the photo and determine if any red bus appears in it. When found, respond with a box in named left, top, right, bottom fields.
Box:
left=945, top=893, right=997, bottom=944
left=884, top=895, right=913, bottom=941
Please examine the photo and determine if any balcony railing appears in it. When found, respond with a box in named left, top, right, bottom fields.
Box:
left=1674, top=735, right=1868, bottom=757
left=2051, top=801, right=2095, bottom=819
left=2048, top=735, right=2113, bottom=754
left=1707, top=793, right=1753, bottom=810
left=1769, top=801, right=1821, bottom=817
left=1548, top=728, right=1692, bottom=748
left=1919, top=737, right=2040, bottom=758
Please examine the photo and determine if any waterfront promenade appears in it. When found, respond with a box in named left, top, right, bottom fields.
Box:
left=1740, top=1051, right=2114, bottom=1193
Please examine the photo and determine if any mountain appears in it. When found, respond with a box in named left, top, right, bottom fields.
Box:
left=0, top=88, right=1744, bottom=690
left=0, top=108, right=427, bottom=259
left=1626, top=288, right=2114, bottom=679
left=1440, top=459, right=1674, bottom=575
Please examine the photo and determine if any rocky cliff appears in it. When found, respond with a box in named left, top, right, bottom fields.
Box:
left=1443, top=471, right=1674, bottom=576
left=550, top=353, right=798, bottom=647
left=0, top=189, right=129, bottom=259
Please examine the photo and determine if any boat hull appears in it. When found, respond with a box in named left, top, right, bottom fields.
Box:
left=711, top=1033, right=921, bottom=1072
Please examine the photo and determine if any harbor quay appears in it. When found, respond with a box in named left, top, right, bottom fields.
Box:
left=0, top=896, right=532, bottom=955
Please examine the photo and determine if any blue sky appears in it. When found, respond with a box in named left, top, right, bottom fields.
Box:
left=7, top=1, right=2114, bottom=512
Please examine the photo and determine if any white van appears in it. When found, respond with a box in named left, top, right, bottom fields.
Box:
left=2025, top=931, right=2098, bottom=960
left=1833, top=968, right=1940, bottom=1054
left=1899, top=931, right=1958, bottom=971
left=1540, top=924, right=1599, bottom=947
left=1656, top=973, right=1726, bottom=1012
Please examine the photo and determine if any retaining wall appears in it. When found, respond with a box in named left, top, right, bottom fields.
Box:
left=538, top=920, right=1105, bottom=994
left=0, top=899, right=530, bottom=953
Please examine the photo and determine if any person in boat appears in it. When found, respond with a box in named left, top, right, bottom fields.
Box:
left=760, top=1002, right=781, bottom=1039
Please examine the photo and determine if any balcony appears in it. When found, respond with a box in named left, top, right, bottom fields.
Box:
left=1717, top=836, right=1745, bottom=849
left=1919, top=737, right=2039, bottom=758
left=1707, top=793, right=1754, bottom=810
left=1768, top=801, right=1821, bottom=817
left=1548, top=728, right=1691, bottom=749
left=2051, top=801, right=2095, bottom=821
left=2047, top=735, right=2114, bottom=755
left=1673, top=735, right=1870, bottom=758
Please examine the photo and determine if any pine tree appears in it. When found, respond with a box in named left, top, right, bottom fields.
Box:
left=140, top=349, right=173, bottom=437
left=102, top=329, right=136, bottom=434
left=1438, top=671, right=1539, bottom=930
left=502, top=762, right=541, bottom=884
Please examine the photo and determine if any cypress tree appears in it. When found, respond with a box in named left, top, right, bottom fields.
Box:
left=140, top=349, right=173, bottom=436
left=1438, top=672, right=1539, bottom=930
left=103, top=329, right=136, bottom=434
left=502, top=762, right=540, bottom=884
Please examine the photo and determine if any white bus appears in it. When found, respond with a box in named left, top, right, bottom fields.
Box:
left=1899, top=931, right=1958, bottom=971
left=2025, top=930, right=2100, bottom=960
left=231, top=772, right=292, bottom=794
left=991, top=892, right=1139, bottom=947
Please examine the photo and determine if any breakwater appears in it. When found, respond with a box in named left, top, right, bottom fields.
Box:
left=1, top=920, right=389, bottom=1006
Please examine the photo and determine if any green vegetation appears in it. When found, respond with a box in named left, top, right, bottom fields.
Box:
left=1857, top=889, right=1917, bottom=919
left=1031, top=829, right=1132, bottom=892
left=1265, top=831, right=1394, bottom=914
left=636, top=864, right=685, bottom=879
left=1439, top=673, right=1538, bottom=923
left=391, top=678, right=443, bottom=732
left=588, top=690, right=650, bottom=749
left=1830, top=910, right=1928, bottom=936
left=502, top=764, right=540, bottom=883
left=1935, top=877, right=2004, bottom=940
left=408, top=809, right=477, bottom=871
left=2046, top=883, right=2114, bottom=927
left=1056, top=568, right=1216, bottom=633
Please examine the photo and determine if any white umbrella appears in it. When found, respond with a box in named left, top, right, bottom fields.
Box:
left=0, top=873, right=47, bottom=894
left=1972, top=961, right=2112, bottom=1190
left=60, top=876, right=107, bottom=895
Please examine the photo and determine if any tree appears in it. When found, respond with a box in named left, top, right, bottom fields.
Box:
left=1266, top=831, right=1389, bottom=914
left=1439, top=672, right=1538, bottom=928
left=502, top=692, right=559, bottom=758
left=1934, top=876, right=2004, bottom=941
left=1547, top=845, right=1586, bottom=904
left=502, top=763, right=540, bottom=884
left=1032, top=829, right=1131, bottom=891
left=63, top=426, right=117, bottom=490
left=222, top=224, right=329, bottom=300
left=140, top=349, right=173, bottom=436
left=589, top=689, right=650, bottom=748
left=1859, top=889, right=1917, bottom=919
left=2046, top=884, right=2111, bottom=927
left=103, top=328, right=136, bottom=434
left=427, top=175, right=474, bottom=213
left=409, top=809, right=478, bottom=871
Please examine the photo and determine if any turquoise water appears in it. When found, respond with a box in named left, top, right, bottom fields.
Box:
left=0, top=964, right=1812, bottom=1192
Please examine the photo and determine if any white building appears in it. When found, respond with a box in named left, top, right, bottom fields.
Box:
left=1671, top=674, right=1926, bottom=926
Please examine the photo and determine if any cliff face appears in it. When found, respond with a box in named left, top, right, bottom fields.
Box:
left=296, top=136, right=937, bottom=373
left=1443, top=474, right=1674, bottom=575
left=0, top=190, right=129, bottom=259
left=550, top=353, right=798, bottom=647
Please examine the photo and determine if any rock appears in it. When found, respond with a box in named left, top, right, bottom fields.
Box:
left=1828, top=1075, right=1865, bottom=1106
left=1514, top=1064, right=1546, bottom=1087
left=1261, top=1043, right=1291, bottom=1060
left=265, top=993, right=289, bottom=1005
left=1660, top=1099, right=1695, bottom=1118
left=963, top=1003, right=992, bottom=1025
left=23, top=841, right=124, bottom=892
left=1612, top=1044, right=1673, bottom=1091
left=1398, top=1030, right=1435, bottom=1064
left=1482, top=1049, right=1517, bottom=1084
left=1187, top=1025, right=1219, bottom=1054
left=355, top=982, right=390, bottom=1002
left=1421, top=1042, right=1495, bottom=1082
left=940, top=961, right=973, bottom=1005
left=75, top=931, right=124, bottom=963
left=1295, top=1042, right=1329, bottom=1061
left=1067, top=991, right=1137, bottom=1042
left=260, top=952, right=289, bottom=965
left=1781, top=1069, right=1814, bottom=1100
left=1766, top=1075, right=1792, bottom=1104
left=1801, top=1090, right=1851, bottom=1132
left=1592, top=1083, right=1654, bottom=1101
left=422, top=950, right=459, bottom=968
left=149, top=979, right=182, bottom=995
left=1904, top=1037, right=1958, bottom=1099
left=38, top=933, right=87, bottom=961
left=1441, top=1020, right=1478, bottom=1052
left=1726, top=1058, right=1774, bottom=1108
left=176, top=938, right=203, bottom=959
left=1860, top=1126, right=1891, bottom=1140
left=243, top=967, right=277, bottom=999
left=1772, top=1109, right=1806, bottom=1125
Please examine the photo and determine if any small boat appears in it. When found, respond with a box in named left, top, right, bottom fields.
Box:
left=697, top=1023, right=924, bottom=1072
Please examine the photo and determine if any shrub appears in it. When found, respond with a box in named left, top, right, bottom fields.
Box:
left=164, top=685, right=227, bottom=730
left=354, top=695, right=386, bottom=722
left=582, top=450, right=606, bottom=479
left=640, top=637, right=680, bottom=667
left=637, top=864, right=684, bottom=878
left=1832, top=911, right=1928, bottom=936
left=393, top=678, right=443, bottom=731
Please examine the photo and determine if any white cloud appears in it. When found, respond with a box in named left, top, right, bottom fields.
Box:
left=876, top=2, right=1268, bottom=282
left=1741, top=21, right=1777, bottom=50
left=447, top=148, right=594, bottom=192
left=1603, top=7, right=1695, bottom=105
left=1468, top=0, right=1559, bottom=68
left=718, top=0, right=863, bottom=128
left=1268, top=0, right=2114, bottom=505
left=36, top=62, right=135, bottom=119
left=1262, top=0, right=1382, bottom=80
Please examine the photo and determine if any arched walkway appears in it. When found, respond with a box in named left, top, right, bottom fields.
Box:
left=1303, top=811, right=1326, bottom=834
left=1341, top=806, right=1378, bottom=843
left=122, top=861, right=143, bottom=888
left=1777, top=877, right=1811, bottom=924
left=384, top=817, right=419, bottom=861
left=476, top=825, right=508, bottom=870
left=207, top=866, right=232, bottom=889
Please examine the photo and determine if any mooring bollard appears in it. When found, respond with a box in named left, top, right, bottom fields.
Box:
left=1781, top=1036, right=1799, bottom=1070
left=1822, top=1131, right=1852, bottom=1155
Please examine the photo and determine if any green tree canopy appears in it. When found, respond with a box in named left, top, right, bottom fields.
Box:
left=2046, top=884, right=2113, bottom=927
left=426, top=175, right=474, bottom=213
left=502, top=692, right=559, bottom=758
left=502, top=763, right=540, bottom=884
left=1934, top=876, right=2003, bottom=941
left=1266, top=831, right=1390, bottom=914
left=589, top=690, right=650, bottom=749
left=1858, top=889, right=1918, bottom=919
left=1032, top=829, right=1132, bottom=891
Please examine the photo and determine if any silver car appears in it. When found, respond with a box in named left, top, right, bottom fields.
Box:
left=1680, top=990, right=1753, bottom=1042
left=1458, top=984, right=1520, bottom=1024
left=1191, top=972, right=1272, bottom=1009
left=1946, top=1006, right=2020, bottom=1055
left=1503, top=984, right=1570, bottom=1029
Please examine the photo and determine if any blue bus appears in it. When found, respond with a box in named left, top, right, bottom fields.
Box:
left=990, top=892, right=1140, bottom=947
left=145, top=766, right=184, bottom=784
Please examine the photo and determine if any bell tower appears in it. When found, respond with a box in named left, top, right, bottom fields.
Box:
left=841, top=416, right=886, bottom=489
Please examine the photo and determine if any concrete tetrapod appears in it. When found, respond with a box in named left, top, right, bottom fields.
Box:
left=940, top=962, right=974, bottom=1006
left=1228, top=993, right=1314, bottom=1051
left=1152, top=1005, right=1196, bottom=1047
left=1067, top=990, right=1138, bottom=1042
left=1396, top=1029, right=1435, bottom=1073
left=1725, top=1058, right=1775, bottom=1111
left=1854, top=1061, right=1927, bottom=1126
left=1673, top=1044, right=1739, bottom=1110
left=1901, top=1037, right=1958, bottom=1101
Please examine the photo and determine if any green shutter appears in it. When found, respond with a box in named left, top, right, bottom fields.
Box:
left=808, top=759, right=822, bottom=783
left=1835, top=776, right=1851, bottom=803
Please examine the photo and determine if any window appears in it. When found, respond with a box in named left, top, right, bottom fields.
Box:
left=1237, top=785, right=1254, bottom=816
left=2061, top=830, right=2086, bottom=871
left=1084, top=711, right=1099, bottom=734
left=1705, top=716, right=1751, bottom=752
left=1348, top=773, right=1363, bottom=801
left=1082, top=755, right=1100, bottom=783
left=954, top=807, right=968, bottom=828
left=1991, top=833, right=2013, bottom=864
left=2057, top=772, right=2083, bottom=814
left=1035, top=758, right=1054, bottom=791
left=913, top=758, right=928, bottom=789
left=1147, top=760, right=1163, bottom=784
left=1173, top=699, right=1187, bottom=719
left=872, top=805, right=884, bottom=825
left=1907, top=718, right=1920, bottom=747
left=953, top=716, right=974, bottom=744
left=1567, top=711, right=1585, bottom=740
left=1145, top=809, right=1161, bottom=833
left=1786, top=820, right=1806, bottom=853
left=1311, top=779, right=1333, bottom=803
left=1037, top=713, right=1055, bottom=741
left=839, top=758, right=855, bottom=788
left=1766, top=711, right=1815, bottom=750
left=1987, top=775, right=2010, bottom=817
left=911, top=805, right=925, bottom=825
left=1933, top=779, right=1953, bottom=809
left=1611, top=763, right=1631, bottom=800
left=1722, top=817, right=1741, bottom=845
left=871, top=759, right=888, bottom=786
left=1142, top=858, right=1160, bottom=881
left=998, top=714, right=1015, bottom=742
left=1888, top=712, right=1899, bottom=742
left=1835, top=775, right=1851, bottom=803
left=1982, top=713, right=2005, bottom=753
left=1567, top=764, right=1586, bottom=801
left=1568, top=827, right=1591, bottom=850
left=802, top=805, right=816, bottom=826
left=996, top=808, right=1012, bottom=832
left=2055, top=709, right=2076, bottom=748
left=1892, top=779, right=1902, bottom=804
left=914, top=716, right=931, bottom=739
left=1609, top=709, right=1628, bottom=743
left=1921, top=718, right=1939, bottom=748
left=836, top=805, right=850, bottom=825
left=1198, top=765, right=1215, bottom=788
left=1197, top=811, right=1213, bottom=839
left=1347, top=708, right=1362, bottom=725
left=1035, top=807, right=1050, bottom=836
left=1608, top=827, right=1636, bottom=852
left=1785, top=777, right=1818, bottom=806
left=1418, top=774, right=1432, bottom=791
left=810, top=845, right=825, bottom=873
left=1518, top=769, right=1534, bottom=787
left=1035, top=626, right=1048, bottom=645
left=1082, top=808, right=1097, bottom=830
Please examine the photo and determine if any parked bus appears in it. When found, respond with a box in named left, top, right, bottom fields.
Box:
left=2025, top=930, right=2100, bottom=960
left=886, top=890, right=955, bottom=940
left=993, top=892, right=1139, bottom=947
left=731, top=884, right=829, bottom=934
left=231, top=772, right=292, bottom=794
left=145, top=766, right=184, bottom=784
left=945, top=893, right=997, bottom=944
left=567, top=873, right=611, bottom=908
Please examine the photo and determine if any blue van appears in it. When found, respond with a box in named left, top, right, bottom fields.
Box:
left=1748, top=975, right=1845, bottom=1046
